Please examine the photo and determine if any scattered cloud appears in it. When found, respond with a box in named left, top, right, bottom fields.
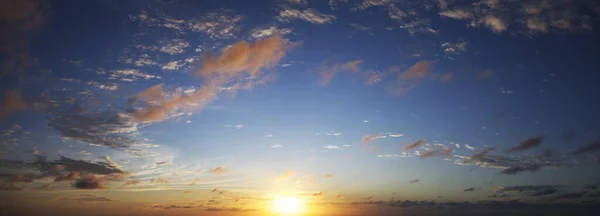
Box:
left=500, top=163, right=541, bottom=175
left=471, top=147, right=495, bottom=161
left=209, top=166, right=228, bottom=174
left=54, top=172, right=79, bottom=182
left=277, top=8, right=336, bottom=24
left=465, top=144, right=475, bottom=151
left=388, top=60, right=437, bottom=95
left=439, top=73, right=454, bottom=83
left=409, top=179, right=420, bottom=183
left=349, top=23, right=371, bottom=32
left=161, top=61, right=184, bottom=70
left=441, top=41, right=468, bottom=54
left=109, top=69, right=160, bottom=82
left=318, top=60, right=363, bottom=85
left=377, top=154, right=401, bottom=159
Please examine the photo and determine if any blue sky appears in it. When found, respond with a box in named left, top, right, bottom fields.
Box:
left=1, top=0, right=600, bottom=215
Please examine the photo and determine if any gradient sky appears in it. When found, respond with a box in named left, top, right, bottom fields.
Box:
left=2, top=0, right=600, bottom=215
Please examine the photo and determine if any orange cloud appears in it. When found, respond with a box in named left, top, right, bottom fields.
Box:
left=210, top=166, right=229, bottom=174
left=324, top=174, right=333, bottom=178
left=318, top=60, right=363, bottom=85
left=0, top=89, right=26, bottom=121
left=403, top=139, right=425, bottom=152
left=130, top=35, right=293, bottom=123
left=276, top=171, right=295, bottom=181
left=440, top=73, right=454, bottom=83
left=471, top=147, right=495, bottom=161
left=388, top=60, right=436, bottom=95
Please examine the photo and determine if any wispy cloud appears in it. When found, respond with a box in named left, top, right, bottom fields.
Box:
left=403, top=139, right=425, bottom=152
left=388, top=60, right=438, bottom=95
left=508, top=136, right=543, bottom=152
left=318, top=60, right=363, bottom=85
left=409, top=179, right=420, bottom=183
left=277, top=8, right=336, bottom=24
left=250, top=26, right=292, bottom=39
left=573, top=141, right=600, bottom=155
left=271, top=144, right=283, bottom=148
left=324, top=145, right=341, bottom=150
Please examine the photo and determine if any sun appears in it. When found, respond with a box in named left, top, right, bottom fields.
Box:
left=272, top=196, right=304, bottom=214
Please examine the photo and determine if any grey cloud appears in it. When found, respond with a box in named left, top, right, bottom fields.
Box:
left=509, top=136, right=543, bottom=152
left=74, top=176, right=104, bottom=189
left=464, top=188, right=475, bottom=192
left=500, top=164, right=541, bottom=175
left=574, top=141, right=600, bottom=155
left=409, top=179, right=420, bottom=183
left=527, top=188, right=559, bottom=196
left=554, top=192, right=587, bottom=200
left=497, top=185, right=564, bottom=193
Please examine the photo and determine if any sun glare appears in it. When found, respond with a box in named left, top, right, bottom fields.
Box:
left=272, top=196, right=304, bottom=215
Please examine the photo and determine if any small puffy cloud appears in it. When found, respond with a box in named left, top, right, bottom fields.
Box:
left=318, top=60, right=363, bottom=85
left=187, top=11, right=242, bottom=39
left=161, top=61, right=184, bottom=70
left=87, top=81, right=118, bottom=91
left=277, top=8, right=336, bottom=24
left=271, top=144, right=283, bottom=148
left=484, top=15, right=507, bottom=33
left=109, top=69, right=160, bottom=82
left=441, top=41, right=468, bottom=54
left=324, top=145, right=341, bottom=150
left=455, top=144, right=460, bottom=148
left=573, top=140, right=600, bottom=155
left=0, top=90, right=26, bottom=121
left=210, top=166, right=228, bottom=174
left=465, top=144, right=475, bottom=151
left=403, top=139, right=425, bottom=152
left=250, top=26, right=292, bottom=39
left=477, top=69, right=495, bottom=79
left=508, top=136, right=543, bottom=152
left=159, top=39, right=189, bottom=55
left=409, top=179, right=420, bottom=183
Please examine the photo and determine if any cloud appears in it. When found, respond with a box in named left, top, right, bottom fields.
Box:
left=324, top=174, right=333, bottom=178
left=509, top=136, right=543, bottom=152
left=250, top=26, right=292, bottom=39
left=122, top=179, right=141, bottom=187
left=271, top=144, right=283, bottom=148
left=318, top=60, right=363, bottom=85
left=277, top=8, right=336, bottom=24
left=554, top=192, right=587, bottom=200
left=500, top=163, right=541, bottom=175
left=388, top=60, right=436, bottom=95
left=409, top=179, right=420, bottom=183
left=464, top=188, right=475, bottom=192
left=74, top=176, right=104, bottom=189
left=0, top=90, right=26, bottom=122
left=276, top=171, right=294, bottom=181
left=573, top=141, right=600, bottom=155
left=109, top=69, right=160, bottom=82
left=73, top=194, right=113, bottom=202
left=439, top=0, right=596, bottom=35
left=470, top=147, right=495, bottom=161
left=324, top=145, right=341, bottom=150
left=0, top=0, right=45, bottom=79
left=349, top=23, right=371, bottom=32
left=439, top=73, right=454, bottom=83
left=387, top=133, right=404, bottom=137
left=465, top=144, right=475, bottom=151
left=54, top=171, right=79, bottom=182
left=477, top=69, right=495, bottom=79
left=362, top=133, right=384, bottom=143
left=161, top=61, right=184, bottom=70
left=158, top=39, right=189, bottom=55
left=497, top=185, right=564, bottom=193
left=419, top=148, right=437, bottom=159
left=441, top=41, right=468, bottom=54
left=528, top=188, right=559, bottom=196
left=209, top=166, right=228, bottom=174
left=0, top=184, right=21, bottom=191
left=284, top=0, right=308, bottom=5
left=186, top=11, right=242, bottom=39
left=403, top=139, right=425, bottom=152
left=377, top=154, right=401, bottom=159
left=48, top=109, right=139, bottom=150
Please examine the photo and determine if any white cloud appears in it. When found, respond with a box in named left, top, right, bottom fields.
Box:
left=281, top=63, right=292, bottom=67
left=187, top=12, right=242, bottom=39
left=271, top=144, right=283, bottom=148
left=134, top=55, right=158, bottom=67
left=324, top=145, right=341, bottom=150
left=349, top=23, right=371, bottom=31
left=108, top=69, right=160, bottom=82
left=159, top=39, right=189, bottom=55
left=455, top=144, right=460, bottom=148
left=441, top=41, right=468, bottom=54
left=86, top=81, right=118, bottom=91
left=465, top=144, right=475, bottom=151
left=186, top=120, right=191, bottom=124
left=161, top=61, right=184, bottom=70
left=224, top=124, right=244, bottom=129
left=250, top=26, right=293, bottom=39
left=327, top=132, right=342, bottom=136
left=377, top=154, right=401, bottom=159
left=265, top=134, right=274, bottom=138
left=363, top=120, right=369, bottom=123
left=387, top=133, right=404, bottom=137
left=277, top=8, right=336, bottom=24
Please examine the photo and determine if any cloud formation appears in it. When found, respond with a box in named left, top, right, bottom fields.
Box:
left=318, top=60, right=363, bottom=85
left=388, top=60, right=437, bottom=95
left=0, top=90, right=26, bottom=122
left=277, top=8, right=336, bottom=24
left=403, top=139, right=425, bottom=152
left=573, top=141, right=600, bottom=155
left=509, top=136, right=543, bottom=152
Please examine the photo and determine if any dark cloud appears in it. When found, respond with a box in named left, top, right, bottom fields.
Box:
left=464, top=188, right=475, bottom=192
left=38, top=155, right=126, bottom=175
left=73, top=176, right=104, bottom=189
left=48, top=108, right=139, bottom=149
left=409, top=179, right=420, bottom=183
left=573, top=141, right=600, bottom=155
left=527, top=189, right=559, bottom=196
left=54, top=171, right=79, bottom=182
left=509, top=136, right=543, bottom=152
left=554, top=192, right=587, bottom=200
left=0, top=183, right=21, bottom=190
left=583, top=184, right=597, bottom=190
left=0, top=90, right=27, bottom=122
left=500, top=164, right=541, bottom=175
left=471, top=147, right=495, bottom=161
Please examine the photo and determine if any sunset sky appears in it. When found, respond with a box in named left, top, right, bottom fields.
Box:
left=1, top=0, right=600, bottom=215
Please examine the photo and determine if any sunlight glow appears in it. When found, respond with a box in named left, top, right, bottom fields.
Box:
left=272, top=196, right=304, bottom=215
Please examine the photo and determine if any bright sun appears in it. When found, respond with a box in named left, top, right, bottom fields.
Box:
left=272, top=196, right=303, bottom=214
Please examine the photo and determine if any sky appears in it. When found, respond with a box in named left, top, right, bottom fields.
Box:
left=1, top=0, right=600, bottom=215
